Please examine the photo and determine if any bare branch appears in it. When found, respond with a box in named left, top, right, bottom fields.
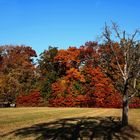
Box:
left=133, top=78, right=136, bottom=89
left=129, top=78, right=138, bottom=99
left=103, top=23, right=112, bottom=42
left=127, top=63, right=132, bottom=76
left=103, top=24, right=125, bottom=78
left=131, top=30, right=139, bottom=42
left=123, top=31, right=126, bottom=40
left=112, top=22, right=122, bottom=40
left=129, top=91, right=137, bottom=99
left=110, top=44, right=125, bottom=78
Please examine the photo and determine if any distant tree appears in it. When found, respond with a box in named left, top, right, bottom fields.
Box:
left=100, top=23, right=140, bottom=126
left=54, top=47, right=81, bottom=69
left=37, top=46, right=59, bottom=101
left=49, top=67, right=86, bottom=107
left=0, top=45, right=37, bottom=103
left=48, top=45, right=121, bottom=107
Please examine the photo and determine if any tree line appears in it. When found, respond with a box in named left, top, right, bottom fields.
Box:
left=0, top=24, right=140, bottom=126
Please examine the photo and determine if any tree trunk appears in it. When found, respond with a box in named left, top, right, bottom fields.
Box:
left=122, top=80, right=129, bottom=126
left=122, top=94, right=129, bottom=126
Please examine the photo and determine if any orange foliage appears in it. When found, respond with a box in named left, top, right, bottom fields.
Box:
left=54, top=47, right=81, bottom=68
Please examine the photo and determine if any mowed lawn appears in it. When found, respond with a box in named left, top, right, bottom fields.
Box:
left=0, top=107, right=140, bottom=140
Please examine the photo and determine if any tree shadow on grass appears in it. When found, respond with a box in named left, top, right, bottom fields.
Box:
left=2, top=116, right=140, bottom=140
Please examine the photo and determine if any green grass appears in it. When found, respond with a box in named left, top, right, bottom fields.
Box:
left=0, top=107, right=140, bottom=140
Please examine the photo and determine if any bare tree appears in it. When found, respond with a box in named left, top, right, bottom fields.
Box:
left=102, top=22, right=140, bottom=126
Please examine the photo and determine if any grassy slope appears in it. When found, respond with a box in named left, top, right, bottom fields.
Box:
left=0, top=107, right=140, bottom=140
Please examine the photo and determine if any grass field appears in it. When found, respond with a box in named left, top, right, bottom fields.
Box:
left=0, top=107, right=140, bottom=140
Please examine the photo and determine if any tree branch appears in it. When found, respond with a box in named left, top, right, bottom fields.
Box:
left=103, top=24, right=125, bottom=78
left=129, top=91, right=137, bottom=99
left=112, top=22, right=122, bottom=40
left=131, top=30, right=139, bottom=42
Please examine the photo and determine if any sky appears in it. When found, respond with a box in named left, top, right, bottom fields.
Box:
left=0, top=0, right=140, bottom=55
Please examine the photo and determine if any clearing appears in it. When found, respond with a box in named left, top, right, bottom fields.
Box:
left=0, top=107, right=140, bottom=140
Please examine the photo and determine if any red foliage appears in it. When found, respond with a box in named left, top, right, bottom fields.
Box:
left=54, top=47, right=81, bottom=68
left=16, top=91, right=45, bottom=107
left=81, top=66, right=122, bottom=108
left=49, top=65, right=123, bottom=108
left=129, top=97, right=140, bottom=108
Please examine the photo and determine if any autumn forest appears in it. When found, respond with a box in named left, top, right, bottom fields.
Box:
left=0, top=25, right=140, bottom=111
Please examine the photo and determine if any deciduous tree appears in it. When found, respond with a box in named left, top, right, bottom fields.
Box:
left=0, top=45, right=37, bottom=103
left=100, top=23, right=140, bottom=126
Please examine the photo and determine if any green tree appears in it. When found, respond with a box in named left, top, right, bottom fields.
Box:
left=37, top=46, right=60, bottom=100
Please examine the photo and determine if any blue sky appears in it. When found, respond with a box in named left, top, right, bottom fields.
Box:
left=0, top=0, right=140, bottom=55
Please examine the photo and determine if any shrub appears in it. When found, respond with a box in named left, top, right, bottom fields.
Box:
left=16, top=91, right=45, bottom=107
left=129, top=97, right=140, bottom=108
